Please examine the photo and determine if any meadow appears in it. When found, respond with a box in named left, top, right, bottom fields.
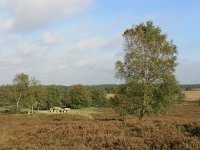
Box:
left=0, top=102, right=199, bottom=150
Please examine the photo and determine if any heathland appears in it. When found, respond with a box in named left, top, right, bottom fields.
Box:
left=0, top=102, right=199, bottom=150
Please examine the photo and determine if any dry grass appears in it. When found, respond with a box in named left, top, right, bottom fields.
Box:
left=183, top=90, right=200, bottom=101
left=0, top=103, right=199, bottom=150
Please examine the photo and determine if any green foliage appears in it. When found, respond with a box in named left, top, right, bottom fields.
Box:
left=88, top=84, right=119, bottom=94
left=28, top=78, right=41, bottom=108
left=13, top=73, right=30, bottom=113
left=175, top=89, right=186, bottom=104
left=45, top=85, right=62, bottom=109
left=66, top=84, right=92, bottom=109
left=114, top=78, right=179, bottom=117
left=13, top=73, right=29, bottom=88
left=0, top=85, right=15, bottom=106
left=115, top=21, right=179, bottom=118
left=7, top=105, right=22, bottom=114
left=33, top=86, right=48, bottom=110
left=91, top=88, right=110, bottom=107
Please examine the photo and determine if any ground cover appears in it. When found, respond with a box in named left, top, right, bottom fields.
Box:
left=0, top=103, right=199, bottom=150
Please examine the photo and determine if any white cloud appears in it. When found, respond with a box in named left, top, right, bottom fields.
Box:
left=0, top=32, right=122, bottom=85
left=0, top=0, right=93, bottom=32
left=72, top=37, right=105, bottom=52
left=40, top=32, right=66, bottom=46
left=72, top=34, right=122, bottom=52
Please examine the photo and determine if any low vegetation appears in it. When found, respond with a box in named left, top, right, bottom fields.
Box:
left=0, top=102, right=199, bottom=149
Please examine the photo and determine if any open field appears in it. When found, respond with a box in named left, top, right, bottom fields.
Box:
left=0, top=103, right=199, bottom=150
left=183, top=90, right=200, bottom=101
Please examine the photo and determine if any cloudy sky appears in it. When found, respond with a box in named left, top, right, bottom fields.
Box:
left=0, top=0, right=199, bottom=85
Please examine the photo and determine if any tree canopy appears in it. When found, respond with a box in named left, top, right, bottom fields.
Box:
left=66, top=84, right=92, bottom=109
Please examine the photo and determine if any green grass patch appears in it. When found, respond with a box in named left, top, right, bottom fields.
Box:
left=68, top=107, right=97, bottom=117
left=38, top=107, right=97, bottom=118
left=0, top=106, right=8, bottom=111
left=0, top=106, right=98, bottom=118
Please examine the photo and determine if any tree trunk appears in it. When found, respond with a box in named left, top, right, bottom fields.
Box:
left=139, top=107, right=146, bottom=120
left=16, top=101, right=19, bottom=114
left=139, top=79, right=147, bottom=120
left=31, top=105, right=33, bottom=114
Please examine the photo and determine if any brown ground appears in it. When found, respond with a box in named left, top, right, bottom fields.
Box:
left=0, top=103, right=200, bottom=150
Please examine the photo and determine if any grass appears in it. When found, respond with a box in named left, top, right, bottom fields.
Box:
left=38, top=107, right=97, bottom=118
left=68, top=107, right=97, bottom=118
left=0, top=106, right=6, bottom=110
left=0, top=106, right=9, bottom=112
left=0, top=106, right=97, bottom=118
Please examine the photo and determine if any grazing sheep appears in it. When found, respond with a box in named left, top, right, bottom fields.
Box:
left=49, top=107, right=70, bottom=114
left=50, top=108, right=53, bottom=112
left=52, top=107, right=62, bottom=112
left=63, top=108, right=70, bottom=113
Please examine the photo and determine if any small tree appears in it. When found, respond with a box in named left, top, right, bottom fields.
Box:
left=13, top=73, right=29, bottom=114
left=115, top=21, right=179, bottom=119
left=66, top=84, right=92, bottom=109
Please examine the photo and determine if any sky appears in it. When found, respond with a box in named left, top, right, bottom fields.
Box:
left=0, top=0, right=199, bottom=85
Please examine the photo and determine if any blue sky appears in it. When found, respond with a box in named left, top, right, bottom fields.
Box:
left=0, top=0, right=199, bottom=85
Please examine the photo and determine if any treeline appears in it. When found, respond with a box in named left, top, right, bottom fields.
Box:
left=0, top=73, right=116, bottom=113
left=180, top=84, right=200, bottom=91
left=0, top=72, right=190, bottom=115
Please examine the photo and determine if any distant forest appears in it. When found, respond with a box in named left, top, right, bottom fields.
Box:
left=0, top=83, right=199, bottom=111
left=180, top=84, right=200, bottom=90
left=43, top=84, right=200, bottom=92
left=52, top=84, right=120, bottom=94
left=0, top=83, right=199, bottom=95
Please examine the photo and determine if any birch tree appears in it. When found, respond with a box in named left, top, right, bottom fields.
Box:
left=115, top=21, right=179, bottom=118
left=13, top=73, right=29, bottom=114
